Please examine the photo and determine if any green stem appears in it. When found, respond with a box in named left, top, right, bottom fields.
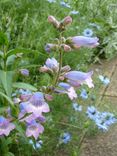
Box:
left=53, top=50, right=63, bottom=86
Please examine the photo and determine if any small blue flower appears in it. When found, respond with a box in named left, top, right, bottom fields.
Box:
left=70, top=10, right=79, bottom=15
left=72, top=103, right=82, bottom=112
left=35, top=140, right=43, bottom=149
left=83, top=28, right=93, bottom=37
left=59, top=132, right=71, bottom=144
left=47, top=0, right=56, bottom=3
left=80, top=89, right=88, bottom=99
left=99, top=75, right=110, bottom=85
left=89, top=23, right=100, bottom=30
left=60, top=1, right=71, bottom=8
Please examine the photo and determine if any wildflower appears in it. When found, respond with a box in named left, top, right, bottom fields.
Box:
left=61, top=44, right=71, bottom=52
left=99, top=75, right=110, bottom=85
left=86, top=106, right=99, bottom=120
left=80, top=89, right=88, bottom=99
left=26, top=92, right=50, bottom=116
left=59, top=132, right=71, bottom=144
left=86, top=106, right=117, bottom=131
left=70, top=10, right=79, bottom=15
left=60, top=1, right=71, bottom=8
left=44, top=43, right=57, bottom=53
left=26, top=120, right=44, bottom=140
left=20, top=69, right=29, bottom=76
left=29, top=139, right=43, bottom=150
left=40, top=58, right=59, bottom=73
left=89, top=23, right=100, bottom=30
left=83, top=28, right=93, bottom=37
left=56, top=82, right=77, bottom=100
left=72, top=103, right=82, bottom=111
left=65, top=71, right=94, bottom=88
left=71, top=36, right=99, bottom=48
left=47, top=0, right=56, bottom=3
left=0, top=116, right=15, bottom=136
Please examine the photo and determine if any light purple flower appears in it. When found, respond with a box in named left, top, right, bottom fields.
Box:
left=26, top=121, right=44, bottom=140
left=65, top=71, right=94, bottom=88
left=45, top=43, right=57, bottom=53
left=41, top=58, right=59, bottom=73
left=24, top=92, right=50, bottom=117
left=0, top=116, right=15, bottom=136
left=71, top=36, right=99, bottom=48
left=20, top=69, right=29, bottom=76
left=57, top=82, right=77, bottom=100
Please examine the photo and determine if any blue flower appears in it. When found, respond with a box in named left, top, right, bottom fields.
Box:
left=86, top=106, right=117, bottom=131
left=59, top=132, right=71, bottom=144
left=80, top=89, right=88, bottom=99
left=83, top=28, right=93, bottom=37
left=70, top=10, right=79, bottom=15
left=72, top=103, right=82, bottom=112
left=99, top=75, right=110, bottom=86
left=47, top=0, right=56, bottom=3
left=60, top=1, right=71, bottom=8
left=89, top=23, right=100, bottom=30
left=29, top=139, right=43, bottom=150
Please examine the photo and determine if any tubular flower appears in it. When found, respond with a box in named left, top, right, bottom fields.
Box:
left=65, top=71, right=94, bottom=88
left=26, top=120, right=44, bottom=140
left=70, top=36, right=99, bottom=48
left=20, top=69, right=29, bottom=76
left=40, top=58, right=59, bottom=73
left=55, top=82, right=77, bottom=100
left=44, top=43, right=58, bottom=53
left=0, top=116, right=15, bottom=136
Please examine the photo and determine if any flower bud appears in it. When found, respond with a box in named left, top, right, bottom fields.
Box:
left=20, top=69, right=29, bottom=76
left=61, top=44, right=71, bottom=52
left=45, top=43, right=57, bottom=53
left=61, top=65, right=71, bottom=72
left=62, top=16, right=72, bottom=26
left=48, top=16, right=60, bottom=28
left=39, top=66, right=49, bottom=73
left=45, top=94, right=53, bottom=101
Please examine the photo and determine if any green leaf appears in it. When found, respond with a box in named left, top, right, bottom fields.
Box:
left=0, top=70, right=14, bottom=97
left=13, top=82, right=37, bottom=91
left=0, top=31, right=8, bottom=46
left=0, top=91, right=14, bottom=107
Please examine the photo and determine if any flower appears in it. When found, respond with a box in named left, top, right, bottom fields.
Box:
left=89, top=23, right=100, bottom=30
left=86, top=106, right=117, bottom=131
left=83, top=28, right=93, bottom=37
left=60, top=1, right=71, bottom=8
left=40, top=58, right=59, bottom=73
left=44, top=43, right=57, bottom=53
left=70, top=10, right=79, bottom=15
left=80, top=89, right=88, bottom=99
left=71, top=36, right=99, bottom=48
left=59, top=132, right=71, bottom=144
left=47, top=0, right=56, bottom=3
left=0, top=116, right=15, bottom=136
left=56, top=82, right=77, bottom=100
left=65, top=71, right=94, bottom=88
left=26, top=120, right=44, bottom=140
left=25, top=92, right=50, bottom=116
left=99, top=75, right=110, bottom=85
left=20, top=69, right=29, bottom=76
left=29, top=139, right=43, bottom=150
left=72, top=103, right=82, bottom=111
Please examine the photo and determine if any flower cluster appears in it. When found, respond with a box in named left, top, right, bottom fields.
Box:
left=87, top=106, right=117, bottom=131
